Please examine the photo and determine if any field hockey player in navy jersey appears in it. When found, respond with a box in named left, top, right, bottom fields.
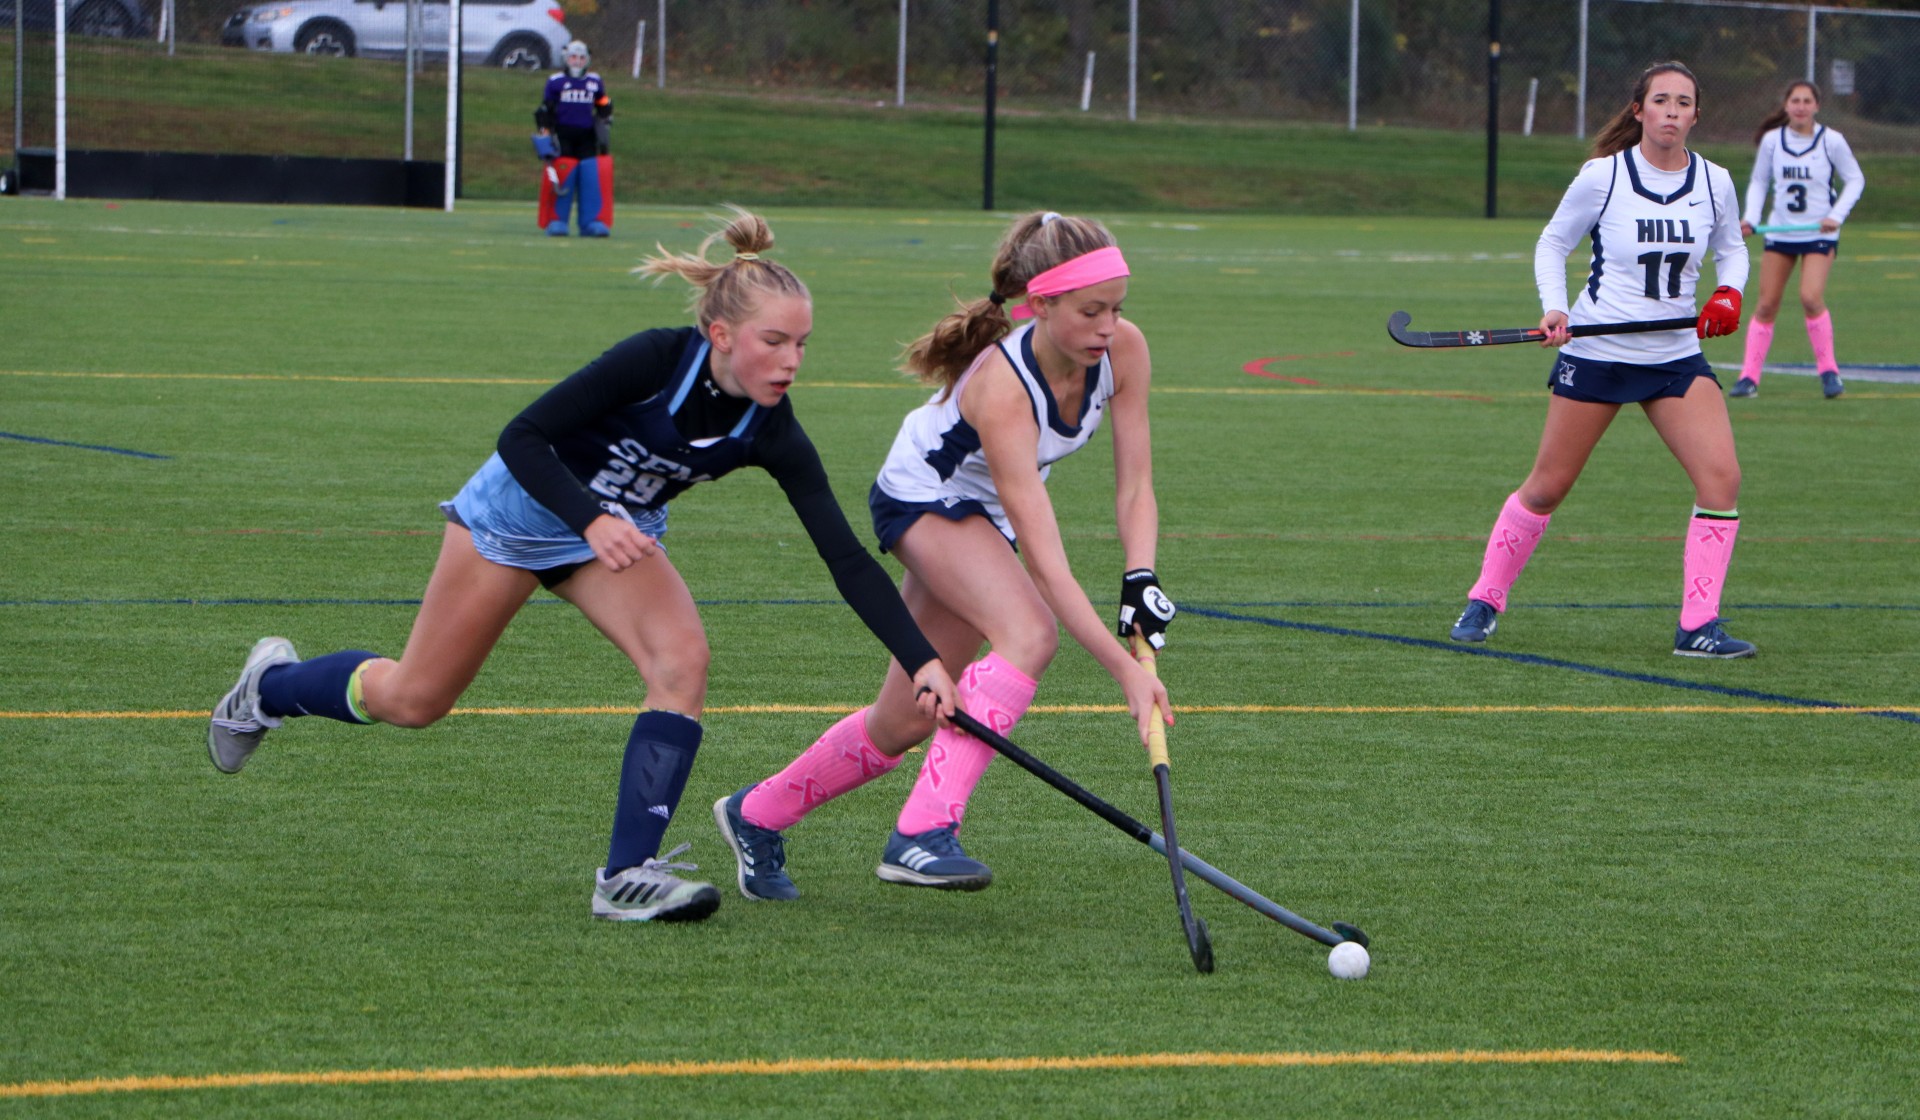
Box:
left=1448, top=62, right=1758, bottom=660
left=207, top=207, right=958, bottom=923
left=715, top=210, right=1175, bottom=902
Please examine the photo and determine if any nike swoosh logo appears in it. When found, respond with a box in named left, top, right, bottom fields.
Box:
left=1689, top=199, right=1707, bottom=206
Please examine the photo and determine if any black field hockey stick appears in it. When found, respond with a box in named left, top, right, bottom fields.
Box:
left=1131, top=634, right=1213, bottom=973
left=1387, top=309, right=1697, bottom=349
left=946, top=709, right=1367, bottom=951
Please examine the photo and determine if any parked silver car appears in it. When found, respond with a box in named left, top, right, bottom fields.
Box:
left=221, top=0, right=569, bottom=70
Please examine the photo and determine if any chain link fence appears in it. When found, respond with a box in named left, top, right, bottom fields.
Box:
left=7, top=0, right=1919, bottom=195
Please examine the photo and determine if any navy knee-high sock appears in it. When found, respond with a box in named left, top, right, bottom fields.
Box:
left=257, top=650, right=380, bottom=724
left=606, top=710, right=704, bottom=874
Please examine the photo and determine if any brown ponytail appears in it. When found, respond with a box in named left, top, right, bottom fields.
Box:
left=1591, top=61, right=1700, bottom=159
left=902, top=211, right=1118, bottom=396
left=1753, top=80, right=1820, bottom=145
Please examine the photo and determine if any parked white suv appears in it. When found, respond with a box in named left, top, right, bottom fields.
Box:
left=221, top=0, right=570, bottom=70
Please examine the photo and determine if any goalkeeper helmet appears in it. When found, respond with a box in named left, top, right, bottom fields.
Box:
left=564, top=40, right=590, bottom=77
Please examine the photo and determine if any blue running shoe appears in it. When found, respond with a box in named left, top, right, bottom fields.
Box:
left=1674, top=619, right=1756, bottom=659
left=1449, top=599, right=1499, bottom=643
left=1820, top=370, right=1844, bottom=399
left=546, top=219, right=569, bottom=237
left=876, top=825, right=992, bottom=891
left=583, top=221, right=611, bottom=238
left=1728, top=376, right=1758, bottom=398
left=713, top=786, right=798, bottom=901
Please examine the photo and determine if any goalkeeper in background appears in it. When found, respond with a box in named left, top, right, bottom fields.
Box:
left=534, top=39, right=614, bottom=237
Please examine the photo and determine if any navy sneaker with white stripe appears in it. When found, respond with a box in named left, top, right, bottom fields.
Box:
left=1673, top=619, right=1757, bottom=659
left=875, top=825, right=992, bottom=891
left=713, top=786, right=798, bottom=901
left=1820, top=370, right=1844, bottom=399
left=592, top=844, right=721, bottom=921
left=1449, top=599, right=1499, bottom=643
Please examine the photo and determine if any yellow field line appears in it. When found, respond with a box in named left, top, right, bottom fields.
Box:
left=0, top=1049, right=1681, bottom=1099
left=6, top=703, right=1912, bottom=720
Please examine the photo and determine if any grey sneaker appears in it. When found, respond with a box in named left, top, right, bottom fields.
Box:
left=592, top=844, right=721, bottom=922
left=1820, top=370, right=1844, bottom=399
left=207, top=637, right=298, bottom=774
left=714, top=786, right=799, bottom=901
left=1728, top=376, right=1758, bottom=398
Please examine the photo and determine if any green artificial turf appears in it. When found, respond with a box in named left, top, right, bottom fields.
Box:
left=1, top=199, right=1916, bottom=1117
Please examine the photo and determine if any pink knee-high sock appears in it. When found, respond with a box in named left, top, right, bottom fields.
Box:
left=1680, top=514, right=1740, bottom=632
left=1741, top=319, right=1775, bottom=383
left=1467, top=492, right=1553, bottom=613
left=741, top=707, right=902, bottom=831
left=1805, top=311, right=1837, bottom=373
left=896, top=652, right=1037, bottom=835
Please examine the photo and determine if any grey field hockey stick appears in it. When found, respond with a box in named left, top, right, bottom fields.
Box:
left=946, top=709, right=1368, bottom=952
left=1387, top=309, right=1697, bottom=349
left=1131, top=633, right=1213, bottom=973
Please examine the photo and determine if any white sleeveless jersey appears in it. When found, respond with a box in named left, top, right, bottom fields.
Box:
left=875, top=321, right=1116, bottom=543
left=1741, top=125, right=1865, bottom=243
left=1534, top=148, right=1748, bottom=364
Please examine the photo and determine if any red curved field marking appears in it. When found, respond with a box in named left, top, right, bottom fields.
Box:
left=1241, top=352, right=1357, bottom=384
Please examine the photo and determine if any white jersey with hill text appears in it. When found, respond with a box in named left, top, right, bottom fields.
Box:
left=1741, top=125, right=1864, bottom=243
left=875, top=320, right=1116, bottom=544
left=1534, top=147, right=1748, bottom=364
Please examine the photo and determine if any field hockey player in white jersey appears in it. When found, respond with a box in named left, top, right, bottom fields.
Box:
left=715, top=211, right=1175, bottom=900
left=1449, top=61, right=1758, bottom=660
left=1732, top=80, right=1865, bottom=400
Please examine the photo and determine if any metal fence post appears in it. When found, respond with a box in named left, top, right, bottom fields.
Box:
left=897, top=0, right=907, bottom=107
left=1347, top=0, right=1359, bottom=131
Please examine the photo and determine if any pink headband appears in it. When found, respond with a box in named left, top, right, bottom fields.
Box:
left=1008, top=245, right=1129, bottom=319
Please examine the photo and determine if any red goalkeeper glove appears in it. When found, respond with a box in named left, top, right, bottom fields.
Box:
left=1697, top=286, right=1741, bottom=339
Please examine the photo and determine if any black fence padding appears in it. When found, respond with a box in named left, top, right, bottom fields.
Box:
left=14, top=148, right=445, bottom=208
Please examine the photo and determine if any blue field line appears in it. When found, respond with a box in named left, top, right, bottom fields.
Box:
left=1189, top=605, right=1920, bottom=725
left=0, top=431, right=171, bottom=459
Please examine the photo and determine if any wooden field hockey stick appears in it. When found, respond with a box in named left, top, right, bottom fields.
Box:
left=1387, top=309, right=1697, bottom=349
left=1132, top=633, right=1213, bottom=974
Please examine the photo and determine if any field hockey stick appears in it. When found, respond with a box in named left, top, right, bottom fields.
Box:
left=1387, top=309, right=1697, bottom=349
left=947, top=709, right=1368, bottom=951
left=1754, top=222, right=1822, bottom=234
left=1131, top=633, right=1214, bottom=974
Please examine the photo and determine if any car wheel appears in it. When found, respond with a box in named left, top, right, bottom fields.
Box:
left=295, top=20, right=356, bottom=58
left=488, top=35, right=550, bottom=71
left=71, top=0, right=139, bottom=38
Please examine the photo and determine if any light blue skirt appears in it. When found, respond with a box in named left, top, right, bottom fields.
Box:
left=442, top=453, right=669, bottom=571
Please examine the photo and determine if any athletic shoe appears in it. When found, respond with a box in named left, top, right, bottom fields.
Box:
left=207, top=636, right=299, bottom=774
left=875, top=825, right=992, bottom=891
left=1449, top=599, right=1499, bottom=643
left=583, top=221, right=611, bottom=238
left=1820, top=370, right=1845, bottom=399
left=1728, top=376, right=1758, bottom=398
left=545, top=220, right=569, bottom=237
left=1673, top=620, right=1757, bottom=660
left=592, top=844, right=721, bottom=922
left=713, top=786, right=798, bottom=901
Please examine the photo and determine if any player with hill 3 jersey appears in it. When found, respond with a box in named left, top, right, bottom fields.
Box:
left=714, top=211, right=1176, bottom=902
left=204, top=209, right=959, bottom=924
left=534, top=40, right=615, bottom=237
left=1732, top=80, right=1865, bottom=400
left=1448, top=61, right=1757, bottom=660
